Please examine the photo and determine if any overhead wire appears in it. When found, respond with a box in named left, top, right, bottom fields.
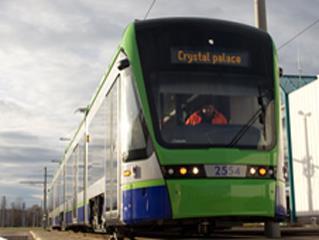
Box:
left=278, top=18, right=319, bottom=51
left=144, top=0, right=157, bottom=20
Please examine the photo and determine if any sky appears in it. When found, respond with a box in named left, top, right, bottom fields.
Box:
left=0, top=0, right=318, bottom=207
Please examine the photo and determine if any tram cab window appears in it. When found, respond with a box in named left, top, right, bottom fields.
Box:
left=121, top=66, right=152, bottom=162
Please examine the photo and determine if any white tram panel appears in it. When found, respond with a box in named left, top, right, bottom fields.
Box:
left=289, top=76, right=319, bottom=216
left=48, top=51, right=128, bottom=226
left=121, top=153, right=163, bottom=185
left=84, top=52, right=126, bottom=219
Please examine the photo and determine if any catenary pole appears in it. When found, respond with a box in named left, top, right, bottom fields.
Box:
left=254, top=0, right=281, bottom=237
left=254, top=0, right=267, bottom=31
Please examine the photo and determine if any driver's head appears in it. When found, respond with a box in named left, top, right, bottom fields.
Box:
left=201, top=104, right=215, bottom=118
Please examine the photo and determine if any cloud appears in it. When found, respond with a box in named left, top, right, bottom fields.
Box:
left=0, top=146, right=60, bottom=163
left=0, top=131, right=39, bottom=142
left=266, top=0, right=319, bottom=74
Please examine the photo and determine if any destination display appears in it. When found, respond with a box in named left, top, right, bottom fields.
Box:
left=171, top=48, right=250, bottom=67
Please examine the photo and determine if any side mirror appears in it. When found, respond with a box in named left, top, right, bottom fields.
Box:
left=258, top=96, right=265, bottom=111
left=259, top=112, right=265, bottom=124
left=118, top=59, right=130, bottom=70
left=279, top=67, right=283, bottom=77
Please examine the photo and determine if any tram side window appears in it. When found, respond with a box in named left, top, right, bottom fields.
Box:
left=121, top=67, right=151, bottom=162
left=88, top=96, right=108, bottom=186
left=66, top=157, right=73, bottom=201
left=71, top=147, right=78, bottom=217
left=48, top=187, right=53, bottom=211
left=53, top=178, right=58, bottom=208
left=71, top=148, right=77, bottom=193
left=77, top=135, right=85, bottom=193
left=53, top=183, right=57, bottom=208
left=60, top=172, right=64, bottom=206
left=57, top=174, right=61, bottom=206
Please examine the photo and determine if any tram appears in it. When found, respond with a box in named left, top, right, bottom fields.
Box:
left=48, top=18, right=286, bottom=238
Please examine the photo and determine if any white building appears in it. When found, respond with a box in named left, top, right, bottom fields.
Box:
left=281, top=75, right=319, bottom=221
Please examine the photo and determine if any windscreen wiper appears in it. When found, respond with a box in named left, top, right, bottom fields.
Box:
left=227, top=87, right=271, bottom=147
left=227, top=107, right=264, bottom=147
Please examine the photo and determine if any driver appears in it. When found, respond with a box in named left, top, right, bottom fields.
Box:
left=185, top=104, right=228, bottom=126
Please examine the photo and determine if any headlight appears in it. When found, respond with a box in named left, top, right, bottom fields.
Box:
left=162, top=165, right=204, bottom=178
left=167, top=168, right=174, bottom=175
left=179, top=167, right=188, bottom=175
left=247, top=166, right=275, bottom=178
left=192, top=167, right=200, bottom=175
left=249, top=167, right=257, bottom=175
left=258, top=167, right=267, bottom=176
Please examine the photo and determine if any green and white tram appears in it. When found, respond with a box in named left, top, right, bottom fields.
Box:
left=48, top=18, right=286, bottom=237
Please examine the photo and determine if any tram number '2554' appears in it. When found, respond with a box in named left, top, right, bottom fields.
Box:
left=205, top=165, right=247, bottom=177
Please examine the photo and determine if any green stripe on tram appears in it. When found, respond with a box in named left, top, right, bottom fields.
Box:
left=121, top=179, right=165, bottom=191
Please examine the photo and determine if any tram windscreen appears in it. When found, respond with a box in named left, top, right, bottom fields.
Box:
left=150, top=72, right=275, bottom=149
left=135, top=18, right=276, bottom=149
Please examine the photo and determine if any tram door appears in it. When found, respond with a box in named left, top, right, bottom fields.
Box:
left=104, top=77, right=120, bottom=220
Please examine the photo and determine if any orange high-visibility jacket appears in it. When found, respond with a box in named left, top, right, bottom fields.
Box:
left=185, top=110, right=228, bottom=126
